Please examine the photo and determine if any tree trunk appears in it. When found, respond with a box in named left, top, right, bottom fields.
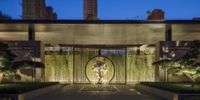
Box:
left=184, top=73, right=196, bottom=87
left=0, top=73, right=3, bottom=82
left=165, top=68, right=168, bottom=82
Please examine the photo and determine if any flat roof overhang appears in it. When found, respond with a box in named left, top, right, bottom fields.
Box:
left=0, top=20, right=200, bottom=45
left=0, top=20, right=200, bottom=24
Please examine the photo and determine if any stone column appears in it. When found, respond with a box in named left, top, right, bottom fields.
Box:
left=28, top=24, right=35, bottom=41
left=165, top=24, right=172, bottom=41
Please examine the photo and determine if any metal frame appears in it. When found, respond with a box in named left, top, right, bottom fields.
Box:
left=85, top=56, right=115, bottom=84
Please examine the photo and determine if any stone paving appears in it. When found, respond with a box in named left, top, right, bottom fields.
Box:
left=30, top=85, right=165, bottom=100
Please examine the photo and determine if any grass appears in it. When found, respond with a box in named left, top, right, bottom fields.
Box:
left=140, top=82, right=200, bottom=94
left=0, top=82, right=59, bottom=94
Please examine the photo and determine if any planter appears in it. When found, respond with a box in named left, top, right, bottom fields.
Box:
left=136, top=84, right=200, bottom=100
left=0, top=84, right=63, bottom=100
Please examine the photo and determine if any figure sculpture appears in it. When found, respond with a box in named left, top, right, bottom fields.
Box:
left=92, top=60, right=107, bottom=84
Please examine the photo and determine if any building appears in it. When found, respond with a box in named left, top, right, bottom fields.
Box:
left=45, top=7, right=57, bottom=20
left=0, top=11, right=12, bottom=20
left=147, top=9, right=165, bottom=20
left=84, top=0, right=98, bottom=20
left=53, top=13, right=58, bottom=19
left=193, top=17, right=200, bottom=20
left=22, top=0, right=57, bottom=20
left=0, top=20, right=199, bottom=84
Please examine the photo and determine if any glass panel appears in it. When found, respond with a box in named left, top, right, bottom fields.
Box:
left=127, top=45, right=155, bottom=84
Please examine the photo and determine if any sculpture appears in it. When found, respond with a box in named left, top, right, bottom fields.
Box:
left=92, top=59, right=107, bottom=84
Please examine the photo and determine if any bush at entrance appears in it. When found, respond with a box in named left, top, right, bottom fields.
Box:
left=140, top=82, right=200, bottom=93
left=0, top=82, right=59, bottom=94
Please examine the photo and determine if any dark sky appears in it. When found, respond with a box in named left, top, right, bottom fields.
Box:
left=0, top=0, right=200, bottom=20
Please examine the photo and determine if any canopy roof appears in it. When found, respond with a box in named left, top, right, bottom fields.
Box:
left=0, top=20, right=200, bottom=45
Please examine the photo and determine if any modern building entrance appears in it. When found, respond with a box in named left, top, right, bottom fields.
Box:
left=44, top=45, right=156, bottom=84
left=0, top=20, right=199, bottom=84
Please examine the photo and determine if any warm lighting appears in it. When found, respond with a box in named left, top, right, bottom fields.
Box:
left=45, top=52, right=73, bottom=83
left=0, top=73, right=3, bottom=82
left=86, top=57, right=114, bottom=84
left=45, top=45, right=155, bottom=84
left=127, top=46, right=155, bottom=84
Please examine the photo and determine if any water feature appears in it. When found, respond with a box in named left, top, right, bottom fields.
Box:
left=44, top=45, right=156, bottom=84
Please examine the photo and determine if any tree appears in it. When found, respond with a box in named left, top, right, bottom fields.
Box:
left=153, top=40, right=200, bottom=84
left=0, top=42, right=17, bottom=82
left=146, top=10, right=152, bottom=15
left=0, top=42, right=44, bottom=82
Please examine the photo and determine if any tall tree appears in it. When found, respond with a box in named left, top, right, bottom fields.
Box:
left=153, top=40, right=200, bottom=84
left=0, top=42, right=18, bottom=82
left=0, top=42, right=44, bottom=82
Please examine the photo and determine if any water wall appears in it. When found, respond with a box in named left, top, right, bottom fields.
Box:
left=45, top=46, right=155, bottom=84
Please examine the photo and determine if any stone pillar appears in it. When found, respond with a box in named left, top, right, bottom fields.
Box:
left=28, top=24, right=35, bottom=41
left=165, top=24, right=172, bottom=41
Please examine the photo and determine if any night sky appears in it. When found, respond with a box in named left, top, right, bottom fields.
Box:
left=0, top=0, right=200, bottom=20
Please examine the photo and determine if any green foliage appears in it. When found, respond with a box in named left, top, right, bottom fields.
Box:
left=3, top=71, right=21, bottom=81
left=141, top=82, right=200, bottom=94
left=13, top=60, right=44, bottom=69
left=153, top=40, right=200, bottom=82
left=0, top=42, right=19, bottom=81
left=0, top=42, right=43, bottom=82
left=146, top=10, right=152, bottom=15
left=0, top=42, right=16, bottom=70
left=0, top=82, right=58, bottom=94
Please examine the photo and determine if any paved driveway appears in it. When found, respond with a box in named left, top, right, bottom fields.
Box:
left=30, top=85, right=165, bottom=100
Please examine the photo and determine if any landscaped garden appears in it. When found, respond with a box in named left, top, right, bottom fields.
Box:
left=0, top=42, right=44, bottom=82
left=138, top=40, right=200, bottom=100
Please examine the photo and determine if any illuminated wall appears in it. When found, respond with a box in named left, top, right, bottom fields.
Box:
left=44, top=45, right=155, bottom=84
left=73, top=48, right=99, bottom=83
left=0, top=23, right=199, bottom=83
left=102, top=49, right=126, bottom=84
left=35, top=24, right=165, bottom=45
left=73, top=48, right=126, bottom=84
left=127, top=46, right=156, bottom=84
left=86, top=56, right=115, bottom=84
left=44, top=46, right=127, bottom=84
left=45, top=47, right=73, bottom=83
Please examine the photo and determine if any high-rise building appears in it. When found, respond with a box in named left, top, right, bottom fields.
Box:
left=84, top=0, right=98, bottom=20
left=192, top=17, right=200, bottom=20
left=147, top=9, right=165, bottom=20
left=22, top=0, right=57, bottom=20
left=45, top=7, right=57, bottom=20
left=0, top=11, right=12, bottom=20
